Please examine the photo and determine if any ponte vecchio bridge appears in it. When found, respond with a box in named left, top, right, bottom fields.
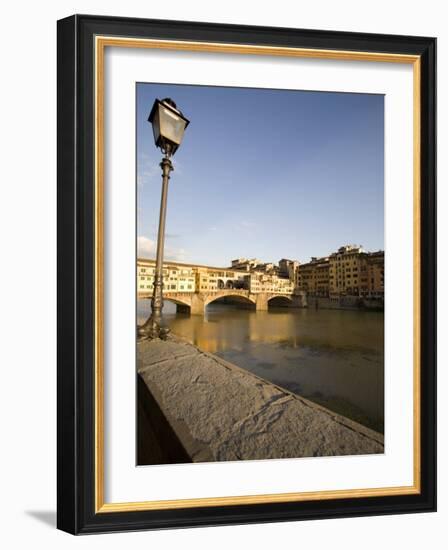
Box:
left=138, top=287, right=307, bottom=315
left=137, top=258, right=307, bottom=315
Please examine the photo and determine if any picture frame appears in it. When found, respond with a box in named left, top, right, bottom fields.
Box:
left=57, top=14, right=436, bottom=534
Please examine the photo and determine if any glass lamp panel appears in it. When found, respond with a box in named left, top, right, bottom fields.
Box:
left=159, top=105, right=187, bottom=145
left=151, top=109, right=161, bottom=146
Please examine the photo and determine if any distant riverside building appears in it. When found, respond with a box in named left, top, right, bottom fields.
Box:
left=278, top=258, right=300, bottom=284
left=243, top=272, right=294, bottom=294
left=329, top=245, right=367, bottom=296
left=297, top=245, right=384, bottom=298
left=367, top=251, right=385, bottom=297
left=137, top=247, right=383, bottom=300
left=230, top=257, right=281, bottom=275
left=298, top=256, right=330, bottom=296
left=230, top=258, right=263, bottom=271
left=138, top=261, right=197, bottom=293
left=137, top=258, right=296, bottom=295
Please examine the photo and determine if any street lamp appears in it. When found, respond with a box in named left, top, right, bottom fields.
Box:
left=138, top=98, right=190, bottom=340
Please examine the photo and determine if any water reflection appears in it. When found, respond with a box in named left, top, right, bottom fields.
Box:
left=138, top=300, right=384, bottom=433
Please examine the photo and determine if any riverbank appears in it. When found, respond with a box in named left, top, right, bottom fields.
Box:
left=306, top=296, right=384, bottom=311
left=137, top=335, right=384, bottom=464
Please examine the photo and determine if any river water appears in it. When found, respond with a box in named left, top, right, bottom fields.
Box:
left=137, top=300, right=384, bottom=433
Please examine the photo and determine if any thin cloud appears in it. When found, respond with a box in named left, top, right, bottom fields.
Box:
left=137, top=155, right=159, bottom=188
left=166, top=248, right=188, bottom=262
left=137, top=236, right=156, bottom=258
left=137, top=235, right=188, bottom=262
left=240, top=220, right=257, bottom=228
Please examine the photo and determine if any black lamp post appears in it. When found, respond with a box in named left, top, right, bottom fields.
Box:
left=138, top=98, right=190, bottom=340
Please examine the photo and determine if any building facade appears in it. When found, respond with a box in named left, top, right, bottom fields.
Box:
left=278, top=258, right=300, bottom=285
left=297, top=245, right=384, bottom=298
left=297, top=256, right=330, bottom=296
left=137, top=258, right=295, bottom=296
left=138, top=246, right=383, bottom=301
left=367, top=251, right=385, bottom=297
left=243, top=272, right=294, bottom=294
left=328, top=245, right=368, bottom=296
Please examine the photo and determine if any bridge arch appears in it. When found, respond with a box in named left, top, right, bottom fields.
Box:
left=267, top=295, right=293, bottom=308
left=162, top=294, right=194, bottom=313
left=163, top=296, right=191, bottom=307
left=205, top=292, right=256, bottom=309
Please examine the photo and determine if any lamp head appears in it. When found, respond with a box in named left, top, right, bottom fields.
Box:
left=148, top=98, right=190, bottom=156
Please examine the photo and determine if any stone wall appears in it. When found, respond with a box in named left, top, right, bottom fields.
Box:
left=137, top=336, right=384, bottom=465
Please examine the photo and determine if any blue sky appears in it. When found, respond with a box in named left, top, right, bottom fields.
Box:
left=137, top=83, right=384, bottom=267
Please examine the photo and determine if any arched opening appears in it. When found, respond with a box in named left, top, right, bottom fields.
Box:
left=217, top=279, right=225, bottom=289
left=206, top=294, right=255, bottom=311
left=225, top=280, right=234, bottom=289
left=268, top=296, right=293, bottom=309
left=164, top=298, right=191, bottom=315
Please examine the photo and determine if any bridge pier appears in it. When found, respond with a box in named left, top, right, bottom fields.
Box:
left=255, top=294, right=268, bottom=311
left=190, top=294, right=205, bottom=315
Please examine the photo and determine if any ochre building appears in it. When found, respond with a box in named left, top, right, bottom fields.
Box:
left=297, top=245, right=384, bottom=298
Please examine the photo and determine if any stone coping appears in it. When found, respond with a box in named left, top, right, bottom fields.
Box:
left=137, top=336, right=384, bottom=463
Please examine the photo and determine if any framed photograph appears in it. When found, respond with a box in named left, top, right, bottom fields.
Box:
left=57, top=14, right=436, bottom=534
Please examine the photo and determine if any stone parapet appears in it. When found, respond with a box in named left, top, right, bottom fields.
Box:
left=137, top=336, right=384, bottom=464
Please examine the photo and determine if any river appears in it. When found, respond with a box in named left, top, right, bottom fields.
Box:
left=137, top=300, right=384, bottom=433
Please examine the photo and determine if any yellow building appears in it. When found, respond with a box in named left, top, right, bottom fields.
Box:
left=138, top=260, right=196, bottom=293
left=195, top=267, right=246, bottom=291
left=244, top=272, right=294, bottom=294
left=328, top=245, right=385, bottom=297
left=297, top=257, right=329, bottom=296
left=328, top=245, right=369, bottom=296
left=297, top=245, right=384, bottom=298
left=367, top=251, right=384, bottom=297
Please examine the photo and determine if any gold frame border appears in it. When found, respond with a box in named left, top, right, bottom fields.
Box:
left=94, top=36, right=421, bottom=513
